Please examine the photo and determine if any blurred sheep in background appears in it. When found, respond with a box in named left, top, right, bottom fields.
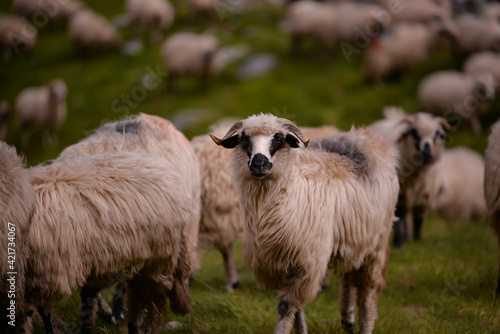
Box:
left=13, top=0, right=84, bottom=22
left=463, top=51, right=500, bottom=95
left=455, top=13, right=500, bottom=54
left=126, top=0, right=174, bottom=44
left=0, top=101, right=10, bottom=140
left=69, top=8, right=121, bottom=52
left=0, top=15, right=37, bottom=59
left=15, top=78, right=68, bottom=145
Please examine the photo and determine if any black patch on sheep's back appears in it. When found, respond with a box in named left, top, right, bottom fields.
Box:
left=309, top=136, right=369, bottom=178
left=115, top=120, right=140, bottom=134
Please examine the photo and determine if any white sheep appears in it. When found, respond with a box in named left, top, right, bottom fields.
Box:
left=210, top=114, right=399, bottom=334
left=69, top=9, right=121, bottom=52
left=430, top=147, right=487, bottom=221
left=21, top=150, right=193, bottom=333
left=161, top=32, right=226, bottom=90
left=285, top=0, right=387, bottom=53
left=56, top=113, right=201, bottom=324
left=0, top=142, right=35, bottom=333
left=369, top=107, right=453, bottom=247
left=463, top=51, right=500, bottom=95
left=0, top=15, right=37, bottom=59
left=15, top=78, right=67, bottom=145
left=126, top=0, right=174, bottom=44
left=365, top=21, right=457, bottom=83
left=484, top=119, right=500, bottom=294
left=417, top=70, right=496, bottom=134
left=378, top=0, right=456, bottom=27
left=13, top=0, right=84, bottom=21
left=455, top=14, right=500, bottom=54
left=0, top=101, right=10, bottom=140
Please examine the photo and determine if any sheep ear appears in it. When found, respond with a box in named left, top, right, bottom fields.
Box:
left=285, top=133, right=300, bottom=148
left=209, top=133, right=240, bottom=148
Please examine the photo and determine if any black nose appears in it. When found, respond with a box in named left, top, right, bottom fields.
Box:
left=249, top=154, right=272, bottom=179
left=420, top=143, right=433, bottom=163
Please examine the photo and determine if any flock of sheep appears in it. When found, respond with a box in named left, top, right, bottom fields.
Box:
left=2, top=0, right=500, bottom=333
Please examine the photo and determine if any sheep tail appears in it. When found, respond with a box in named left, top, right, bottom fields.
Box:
left=168, top=233, right=191, bottom=316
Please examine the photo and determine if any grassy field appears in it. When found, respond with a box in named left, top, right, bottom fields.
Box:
left=1, top=0, right=500, bottom=332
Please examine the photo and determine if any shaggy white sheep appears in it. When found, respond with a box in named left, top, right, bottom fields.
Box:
left=211, top=114, right=399, bottom=334
left=418, top=70, right=496, bottom=134
left=463, top=51, right=500, bottom=95
left=455, top=14, right=500, bottom=54
left=0, top=101, right=10, bottom=140
left=484, top=119, right=500, bottom=294
left=430, top=147, right=487, bottom=221
left=21, top=150, right=193, bottom=334
left=0, top=142, right=35, bottom=334
left=13, top=0, right=84, bottom=21
left=69, top=9, right=120, bottom=51
left=0, top=15, right=37, bottom=59
left=15, top=78, right=67, bottom=145
left=369, top=107, right=453, bottom=247
left=126, top=0, right=174, bottom=44
left=365, top=21, right=457, bottom=83
left=56, top=113, right=201, bottom=324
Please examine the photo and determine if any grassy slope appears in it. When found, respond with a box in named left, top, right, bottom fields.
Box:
left=1, top=0, right=499, bottom=332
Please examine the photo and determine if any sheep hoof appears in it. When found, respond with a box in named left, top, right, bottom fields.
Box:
left=341, top=320, right=355, bottom=333
left=224, top=285, right=235, bottom=293
left=232, top=280, right=240, bottom=289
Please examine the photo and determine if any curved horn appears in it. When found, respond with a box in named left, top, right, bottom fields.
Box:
left=436, top=117, right=456, bottom=131
left=277, top=118, right=310, bottom=148
left=209, top=121, right=243, bottom=146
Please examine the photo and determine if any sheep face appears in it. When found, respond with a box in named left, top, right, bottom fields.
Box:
left=210, top=114, right=309, bottom=180
left=400, top=112, right=451, bottom=164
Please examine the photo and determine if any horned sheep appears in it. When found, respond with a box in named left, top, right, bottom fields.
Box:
left=15, top=78, right=67, bottom=145
left=126, top=0, right=174, bottom=44
left=0, top=143, right=35, bottom=334
left=20, top=150, right=193, bottom=334
left=417, top=70, right=495, bottom=134
left=211, top=114, right=399, bottom=334
left=484, top=119, right=500, bottom=294
left=369, top=107, right=452, bottom=247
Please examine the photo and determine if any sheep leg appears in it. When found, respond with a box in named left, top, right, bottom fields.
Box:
left=274, top=299, right=299, bottom=334
left=37, top=306, right=56, bottom=334
left=338, top=273, right=357, bottom=332
left=320, top=269, right=332, bottom=292
left=126, top=276, right=148, bottom=333
left=470, top=114, right=482, bottom=135
left=496, top=216, right=500, bottom=295
left=393, top=200, right=407, bottom=247
left=96, top=293, right=115, bottom=324
left=112, top=281, right=128, bottom=326
left=143, top=281, right=169, bottom=334
left=221, top=243, right=240, bottom=292
left=293, top=308, right=307, bottom=334
left=80, top=285, right=100, bottom=333
left=19, top=307, right=34, bottom=334
left=412, top=206, right=426, bottom=241
left=355, top=283, right=378, bottom=334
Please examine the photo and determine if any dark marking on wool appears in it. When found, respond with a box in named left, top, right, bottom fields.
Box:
left=309, top=136, right=369, bottom=177
left=240, top=131, right=252, bottom=158
left=278, top=300, right=290, bottom=319
left=115, top=121, right=140, bottom=134
left=270, top=132, right=284, bottom=156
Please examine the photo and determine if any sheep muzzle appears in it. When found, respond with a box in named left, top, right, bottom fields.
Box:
left=249, top=153, right=272, bottom=180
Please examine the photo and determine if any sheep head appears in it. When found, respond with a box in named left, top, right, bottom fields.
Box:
left=398, top=112, right=453, bottom=165
left=210, top=114, right=309, bottom=180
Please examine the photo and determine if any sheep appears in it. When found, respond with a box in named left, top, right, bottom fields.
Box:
left=68, top=9, right=121, bottom=52
left=13, top=0, right=84, bottom=21
left=161, top=32, right=227, bottom=90
left=126, top=0, right=174, bottom=45
left=455, top=14, right=500, bottom=54
left=430, top=147, right=487, bottom=221
left=365, top=21, right=457, bottom=83
left=485, top=119, right=500, bottom=294
left=56, top=113, right=201, bottom=324
left=20, top=150, right=193, bottom=334
left=285, top=0, right=388, bottom=54
left=463, top=51, right=500, bottom=95
left=0, top=101, right=10, bottom=140
left=188, top=0, right=216, bottom=17
left=0, top=142, right=35, bottom=334
left=210, top=114, right=399, bottom=334
left=0, top=15, right=37, bottom=59
left=378, top=0, right=456, bottom=27
left=417, top=70, right=496, bottom=134
left=15, top=78, right=67, bottom=145
left=369, top=107, right=453, bottom=247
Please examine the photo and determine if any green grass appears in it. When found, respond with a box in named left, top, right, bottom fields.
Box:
left=1, top=0, right=500, bottom=332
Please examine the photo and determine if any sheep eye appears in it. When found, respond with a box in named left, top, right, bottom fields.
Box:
left=240, top=132, right=252, bottom=156
left=437, top=132, right=447, bottom=140
left=270, top=133, right=284, bottom=156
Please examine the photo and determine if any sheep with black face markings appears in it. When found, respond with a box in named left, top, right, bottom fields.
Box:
left=210, top=114, right=399, bottom=334
left=20, top=150, right=193, bottom=334
left=369, top=107, right=453, bottom=247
